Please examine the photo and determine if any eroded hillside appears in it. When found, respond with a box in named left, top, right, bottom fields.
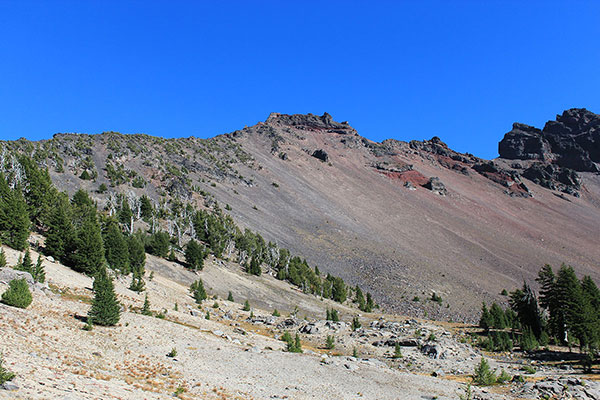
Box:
left=2, top=109, right=599, bottom=321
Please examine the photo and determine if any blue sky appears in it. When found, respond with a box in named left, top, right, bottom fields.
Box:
left=1, top=1, right=598, bottom=159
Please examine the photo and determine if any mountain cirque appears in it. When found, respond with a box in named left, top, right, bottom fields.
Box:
left=2, top=109, right=599, bottom=322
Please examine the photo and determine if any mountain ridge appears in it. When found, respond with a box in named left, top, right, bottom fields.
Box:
left=1, top=108, right=599, bottom=322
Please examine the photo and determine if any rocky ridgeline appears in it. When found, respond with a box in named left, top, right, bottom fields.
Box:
left=265, top=112, right=358, bottom=135
left=498, top=108, right=600, bottom=196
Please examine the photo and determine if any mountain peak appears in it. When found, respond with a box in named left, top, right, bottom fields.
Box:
left=265, top=112, right=356, bottom=134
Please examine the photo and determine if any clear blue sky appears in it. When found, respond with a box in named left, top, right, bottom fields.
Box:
left=1, top=1, right=599, bottom=159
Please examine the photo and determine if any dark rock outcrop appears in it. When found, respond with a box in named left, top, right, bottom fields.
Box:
left=266, top=112, right=357, bottom=135
left=522, top=163, right=581, bottom=197
left=499, top=108, right=600, bottom=172
left=423, top=177, right=447, bottom=196
left=311, top=149, right=329, bottom=162
left=498, top=123, right=553, bottom=161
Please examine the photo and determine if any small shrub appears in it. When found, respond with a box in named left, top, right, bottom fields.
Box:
left=393, top=342, right=403, bottom=358
left=352, top=316, right=361, bottom=331
left=1, top=278, right=32, bottom=309
left=326, top=335, right=335, bottom=349
left=205, top=311, right=210, bottom=320
left=167, top=348, right=177, bottom=357
left=212, top=301, right=219, bottom=309
left=243, top=300, right=250, bottom=311
left=520, top=365, right=536, bottom=375
left=174, top=386, right=186, bottom=397
left=496, top=369, right=511, bottom=384
left=141, top=294, right=152, bottom=316
left=352, top=347, right=358, bottom=358
left=272, top=309, right=280, bottom=317
left=428, top=333, right=437, bottom=342
left=412, top=296, right=420, bottom=302
left=0, top=354, right=16, bottom=385
left=473, top=358, right=496, bottom=386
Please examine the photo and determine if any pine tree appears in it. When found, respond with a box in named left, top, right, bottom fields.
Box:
left=509, top=282, right=543, bottom=338
left=227, top=291, right=234, bottom=302
left=1, top=278, right=32, bottom=309
left=355, top=285, right=366, bottom=310
left=393, top=342, right=403, bottom=358
left=103, top=220, right=130, bottom=274
left=15, top=248, right=33, bottom=274
left=246, top=256, right=261, bottom=276
left=141, top=293, right=152, bottom=315
left=31, top=255, right=45, bottom=283
left=555, top=265, right=584, bottom=345
left=352, top=315, right=361, bottom=331
left=129, top=268, right=145, bottom=292
left=326, top=335, right=335, bottom=349
left=44, top=193, right=76, bottom=264
left=536, top=264, right=560, bottom=339
left=365, top=292, right=374, bottom=312
left=118, top=198, right=132, bottom=226
left=72, top=213, right=105, bottom=276
left=184, top=239, right=205, bottom=270
left=18, top=155, right=56, bottom=227
left=479, top=302, right=492, bottom=330
left=0, top=246, right=6, bottom=268
left=128, top=235, right=146, bottom=274
left=88, top=267, right=121, bottom=326
left=243, top=299, right=250, bottom=311
left=0, top=174, right=30, bottom=251
left=190, top=280, right=207, bottom=304
left=490, top=302, right=507, bottom=329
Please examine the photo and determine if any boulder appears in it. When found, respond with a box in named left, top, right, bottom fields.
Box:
left=0, top=268, right=35, bottom=286
left=420, top=344, right=441, bottom=359
left=423, top=177, right=447, bottom=196
left=311, top=149, right=329, bottom=162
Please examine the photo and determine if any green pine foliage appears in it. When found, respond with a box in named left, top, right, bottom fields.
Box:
left=272, top=309, right=280, bottom=317
left=128, top=235, right=146, bottom=292
left=72, top=213, right=105, bottom=276
left=352, top=315, right=361, bottom=331
left=32, top=255, right=45, bottom=283
left=0, top=173, right=30, bottom=251
left=227, top=291, right=234, bottom=302
left=393, top=342, right=403, bottom=358
left=141, top=293, right=152, bottom=316
left=1, top=278, right=32, bottom=308
left=326, top=335, right=335, bottom=349
left=0, top=354, right=16, bottom=385
left=103, top=219, right=130, bottom=274
left=15, top=248, right=34, bottom=274
left=88, top=267, right=121, bottom=326
left=146, top=231, right=170, bottom=258
left=44, top=193, right=76, bottom=264
left=326, top=308, right=340, bottom=322
left=245, top=256, right=261, bottom=276
left=190, top=280, right=207, bottom=304
left=184, top=239, right=206, bottom=270
left=243, top=299, right=250, bottom=311
left=473, top=358, right=496, bottom=386
left=285, top=333, right=303, bottom=353
left=0, top=247, right=6, bottom=268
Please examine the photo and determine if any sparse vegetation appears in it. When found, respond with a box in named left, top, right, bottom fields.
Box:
left=0, top=354, right=16, bottom=385
left=1, top=278, right=32, bottom=309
